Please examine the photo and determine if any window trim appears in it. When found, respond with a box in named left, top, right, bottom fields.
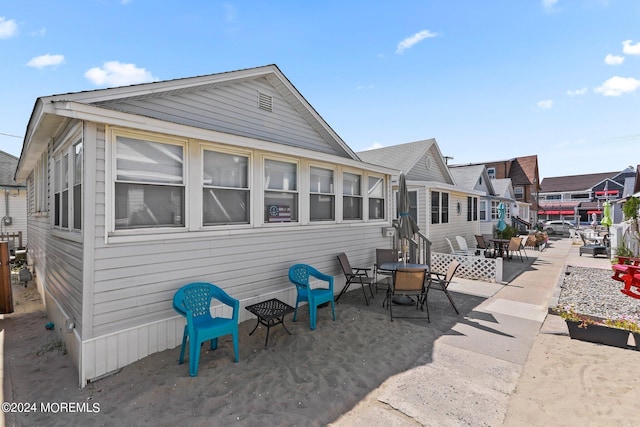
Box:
left=108, top=128, right=188, bottom=235
left=262, top=155, right=300, bottom=225
left=342, top=170, right=363, bottom=221
left=309, top=164, right=336, bottom=223
left=431, top=190, right=450, bottom=224
left=201, top=145, right=252, bottom=227
left=51, top=125, right=82, bottom=233
left=366, top=172, right=386, bottom=221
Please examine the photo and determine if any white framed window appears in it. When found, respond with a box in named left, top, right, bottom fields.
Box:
left=33, top=150, right=48, bottom=214
left=431, top=191, right=449, bottom=224
left=310, top=166, right=335, bottom=221
left=52, top=128, right=82, bottom=231
left=113, top=133, right=185, bottom=230
left=343, top=172, right=362, bottom=220
left=368, top=175, right=385, bottom=220
left=264, top=158, right=298, bottom=223
left=202, top=148, right=250, bottom=225
left=479, top=200, right=487, bottom=221
left=467, top=196, right=478, bottom=221
left=514, top=186, right=524, bottom=199
left=487, top=167, right=496, bottom=179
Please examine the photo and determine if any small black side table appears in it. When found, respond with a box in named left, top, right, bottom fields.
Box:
left=245, top=298, right=295, bottom=347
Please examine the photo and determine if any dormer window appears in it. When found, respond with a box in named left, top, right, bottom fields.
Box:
left=487, top=167, right=496, bottom=179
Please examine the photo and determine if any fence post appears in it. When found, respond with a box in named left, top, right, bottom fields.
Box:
left=0, top=241, right=13, bottom=314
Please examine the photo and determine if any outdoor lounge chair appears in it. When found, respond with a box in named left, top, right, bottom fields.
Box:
left=173, top=282, right=239, bottom=377
left=618, top=265, right=640, bottom=299
left=426, top=260, right=461, bottom=316
left=445, top=237, right=469, bottom=256
left=387, top=268, right=428, bottom=322
left=611, top=256, right=640, bottom=282
left=336, top=253, right=375, bottom=305
left=578, top=232, right=608, bottom=258
left=455, top=236, right=472, bottom=254
left=289, top=264, right=336, bottom=330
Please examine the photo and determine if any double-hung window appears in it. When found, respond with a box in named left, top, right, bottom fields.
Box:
left=53, top=131, right=82, bottom=231
left=431, top=190, right=449, bottom=224
left=467, top=196, right=478, bottom=222
left=343, top=172, right=362, bottom=220
left=114, top=135, right=185, bottom=230
left=264, top=159, right=298, bottom=223
left=368, top=175, right=385, bottom=220
left=54, top=154, right=69, bottom=228
left=203, top=149, right=250, bottom=225
left=310, top=166, right=335, bottom=221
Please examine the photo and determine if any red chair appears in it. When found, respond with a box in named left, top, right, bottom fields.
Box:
left=620, top=265, right=640, bottom=299
left=611, top=256, right=640, bottom=282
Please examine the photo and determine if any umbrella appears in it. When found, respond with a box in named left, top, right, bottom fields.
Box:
left=397, top=173, right=419, bottom=263
left=496, top=202, right=507, bottom=237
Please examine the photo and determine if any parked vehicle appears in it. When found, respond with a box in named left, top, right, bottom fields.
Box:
left=543, top=220, right=575, bottom=235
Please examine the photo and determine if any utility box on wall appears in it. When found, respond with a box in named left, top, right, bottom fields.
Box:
left=382, top=227, right=395, bottom=237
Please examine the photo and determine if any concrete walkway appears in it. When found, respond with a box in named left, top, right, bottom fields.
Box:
left=331, top=237, right=613, bottom=426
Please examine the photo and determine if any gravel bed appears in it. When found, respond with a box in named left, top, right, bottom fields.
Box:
left=557, top=265, right=640, bottom=319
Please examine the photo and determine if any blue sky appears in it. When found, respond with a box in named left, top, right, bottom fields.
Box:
left=1, top=0, right=639, bottom=180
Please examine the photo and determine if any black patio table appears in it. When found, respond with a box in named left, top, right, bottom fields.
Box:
left=245, top=298, right=295, bottom=347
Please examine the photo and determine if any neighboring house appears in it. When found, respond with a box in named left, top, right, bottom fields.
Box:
left=0, top=149, right=27, bottom=247
left=14, top=64, right=397, bottom=386
left=453, top=155, right=540, bottom=226
left=357, top=139, right=481, bottom=254
left=539, top=167, right=636, bottom=225
left=448, top=165, right=520, bottom=235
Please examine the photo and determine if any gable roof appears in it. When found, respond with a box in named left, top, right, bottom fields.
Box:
left=491, top=178, right=514, bottom=199
left=452, top=154, right=538, bottom=186
left=540, top=171, right=618, bottom=193
left=448, top=164, right=495, bottom=195
left=357, top=138, right=454, bottom=185
left=357, top=139, right=435, bottom=173
left=0, top=150, right=23, bottom=187
left=17, top=64, right=360, bottom=181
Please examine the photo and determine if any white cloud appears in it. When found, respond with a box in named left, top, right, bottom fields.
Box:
left=30, top=27, right=46, bottom=37
left=356, top=84, right=374, bottom=90
left=0, top=17, right=18, bottom=39
left=622, top=40, right=640, bottom=56
left=567, top=87, right=587, bottom=96
left=396, top=30, right=438, bottom=54
left=594, top=76, right=640, bottom=96
left=604, top=54, right=624, bottom=65
left=537, top=99, right=553, bottom=109
left=84, top=61, right=158, bottom=86
left=542, top=0, right=559, bottom=12
left=26, top=54, right=65, bottom=69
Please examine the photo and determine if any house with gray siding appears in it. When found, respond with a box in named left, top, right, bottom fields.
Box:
left=357, top=139, right=481, bottom=254
left=15, top=65, right=397, bottom=386
left=0, top=150, right=27, bottom=247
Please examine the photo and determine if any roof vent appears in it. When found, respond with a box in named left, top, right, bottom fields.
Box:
left=258, top=92, right=273, bottom=112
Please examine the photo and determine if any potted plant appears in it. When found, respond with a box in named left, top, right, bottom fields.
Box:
left=554, top=305, right=631, bottom=349
left=603, top=314, right=640, bottom=350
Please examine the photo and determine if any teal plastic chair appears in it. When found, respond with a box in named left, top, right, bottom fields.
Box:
left=173, top=282, right=240, bottom=376
left=289, top=264, right=336, bottom=330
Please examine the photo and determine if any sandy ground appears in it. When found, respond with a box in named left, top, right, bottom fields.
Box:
left=3, top=248, right=640, bottom=426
